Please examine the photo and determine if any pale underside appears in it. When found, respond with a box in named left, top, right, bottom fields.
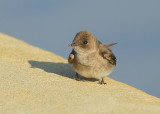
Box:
left=73, top=51, right=114, bottom=79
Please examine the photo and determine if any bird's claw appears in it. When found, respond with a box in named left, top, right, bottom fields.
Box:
left=74, top=77, right=81, bottom=81
left=99, top=78, right=107, bottom=85
left=99, top=81, right=107, bottom=85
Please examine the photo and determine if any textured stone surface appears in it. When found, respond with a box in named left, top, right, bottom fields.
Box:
left=0, top=33, right=160, bottom=114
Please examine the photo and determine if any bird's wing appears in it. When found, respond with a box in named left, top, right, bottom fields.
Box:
left=99, top=43, right=117, bottom=66
left=68, top=49, right=75, bottom=64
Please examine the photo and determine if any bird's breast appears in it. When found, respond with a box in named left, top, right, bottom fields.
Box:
left=72, top=53, right=114, bottom=79
left=75, top=54, right=93, bottom=66
left=75, top=52, right=106, bottom=66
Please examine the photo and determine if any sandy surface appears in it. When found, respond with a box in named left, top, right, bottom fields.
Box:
left=0, top=33, right=160, bottom=114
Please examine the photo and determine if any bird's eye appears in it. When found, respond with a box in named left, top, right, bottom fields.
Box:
left=83, top=41, right=88, bottom=44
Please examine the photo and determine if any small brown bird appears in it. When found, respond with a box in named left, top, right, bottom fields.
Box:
left=68, top=31, right=117, bottom=84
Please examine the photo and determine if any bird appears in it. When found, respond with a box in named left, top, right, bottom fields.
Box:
left=68, top=31, right=117, bottom=84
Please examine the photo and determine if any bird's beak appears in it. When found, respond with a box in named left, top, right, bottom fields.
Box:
left=69, top=43, right=79, bottom=47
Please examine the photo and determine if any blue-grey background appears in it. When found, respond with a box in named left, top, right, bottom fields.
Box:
left=0, top=0, right=160, bottom=97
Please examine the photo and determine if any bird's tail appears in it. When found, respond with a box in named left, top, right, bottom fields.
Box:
left=105, top=43, right=117, bottom=48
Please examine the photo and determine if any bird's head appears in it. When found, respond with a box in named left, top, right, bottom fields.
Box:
left=69, top=31, right=99, bottom=54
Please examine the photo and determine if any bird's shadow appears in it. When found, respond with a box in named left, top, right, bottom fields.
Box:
left=28, top=60, right=76, bottom=79
left=28, top=60, right=97, bottom=81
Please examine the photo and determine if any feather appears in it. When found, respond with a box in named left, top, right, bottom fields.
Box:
left=99, top=43, right=117, bottom=66
left=68, top=49, right=75, bottom=63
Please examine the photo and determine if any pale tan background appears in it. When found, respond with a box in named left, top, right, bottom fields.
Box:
left=0, top=33, right=160, bottom=113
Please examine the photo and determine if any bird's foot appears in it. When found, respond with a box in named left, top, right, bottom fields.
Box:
left=99, top=81, right=107, bottom=85
left=74, top=72, right=81, bottom=81
left=74, top=77, right=81, bottom=81
left=99, top=78, right=107, bottom=85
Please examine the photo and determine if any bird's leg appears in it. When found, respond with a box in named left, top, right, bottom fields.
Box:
left=76, top=72, right=79, bottom=78
left=75, top=72, right=81, bottom=81
left=99, top=77, right=106, bottom=85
